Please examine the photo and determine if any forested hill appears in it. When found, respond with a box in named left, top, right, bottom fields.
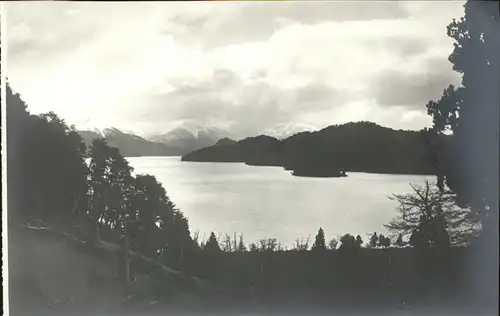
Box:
left=182, top=121, right=438, bottom=175
left=78, top=129, right=185, bottom=157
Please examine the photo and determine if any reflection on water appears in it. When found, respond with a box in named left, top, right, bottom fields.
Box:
left=127, top=156, right=430, bottom=246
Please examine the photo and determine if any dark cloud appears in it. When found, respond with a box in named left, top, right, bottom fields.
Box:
left=370, top=58, right=461, bottom=109
left=363, top=36, right=432, bottom=58
left=167, top=2, right=410, bottom=50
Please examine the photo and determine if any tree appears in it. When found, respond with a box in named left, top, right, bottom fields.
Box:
left=424, top=2, right=499, bottom=304
left=355, top=235, right=363, bottom=247
left=222, top=234, right=233, bottom=252
left=395, top=234, right=405, bottom=247
left=88, top=138, right=135, bottom=241
left=369, top=232, right=379, bottom=248
left=6, top=85, right=89, bottom=225
left=237, top=234, right=247, bottom=252
left=339, top=234, right=361, bottom=250
left=203, top=232, right=221, bottom=253
left=378, top=234, right=391, bottom=248
left=328, top=238, right=339, bottom=251
left=293, top=237, right=310, bottom=251
left=425, top=0, right=499, bottom=249
left=204, top=232, right=221, bottom=254
left=248, top=243, right=259, bottom=252
left=6, top=84, right=35, bottom=224
left=385, top=181, right=479, bottom=247
left=128, top=174, right=175, bottom=258
left=311, top=227, right=326, bottom=251
left=259, top=238, right=278, bottom=252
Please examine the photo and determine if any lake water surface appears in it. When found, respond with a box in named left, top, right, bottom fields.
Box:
left=127, top=156, right=431, bottom=247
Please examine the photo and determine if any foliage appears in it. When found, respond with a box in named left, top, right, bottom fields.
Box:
left=311, top=227, right=326, bottom=251
left=355, top=235, right=363, bottom=247
left=369, top=232, right=379, bottom=248
left=248, top=243, right=259, bottom=252
left=395, top=234, right=405, bottom=247
left=259, top=238, right=281, bottom=252
left=328, top=238, right=339, bottom=251
left=6, top=84, right=89, bottom=224
left=339, top=234, right=361, bottom=250
left=292, top=237, right=310, bottom=251
left=378, top=234, right=391, bottom=248
left=424, top=0, right=499, bottom=240
left=204, top=232, right=221, bottom=254
left=385, top=181, right=480, bottom=247
left=237, top=234, right=247, bottom=252
left=183, top=121, right=435, bottom=175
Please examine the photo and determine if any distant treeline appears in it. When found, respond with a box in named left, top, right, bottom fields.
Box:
left=182, top=122, right=443, bottom=176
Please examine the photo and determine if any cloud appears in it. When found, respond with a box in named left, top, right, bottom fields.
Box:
left=167, top=1, right=410, bottom=50
left=369, top=54, right=462, bottom=109
left=4, top=1, right=466, bottom=137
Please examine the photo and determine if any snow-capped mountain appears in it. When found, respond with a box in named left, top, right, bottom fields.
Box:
left=77, top=127, right=185, bottom=157
left=263, top=122, right=318, bottom=140
left=149, top=123, right=233, bottom=152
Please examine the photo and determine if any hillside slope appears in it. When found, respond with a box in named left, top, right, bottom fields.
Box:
left=182, top=121, right=437, bottom=175
left=8, top=223, right=220, bottom=315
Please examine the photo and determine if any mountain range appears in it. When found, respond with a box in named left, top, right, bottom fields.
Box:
left=77, top=124, right=234, bottom=157
left=77, top=122, right=317, bottom=157
left=77, top=128, right=185, bottom=157
left=149, top=125, right=232, bottom=153
left=181, top=121, right=438, bottom=176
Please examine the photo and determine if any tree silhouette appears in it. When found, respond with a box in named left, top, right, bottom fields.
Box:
left=339, top=234, right=360, bottom=250
left=312, top=227, right=326, bottom=251
left=293, top=237, right=310, bottom=251
left=88, top=138, right=135, bottom=241
left=237, top=234, right=247, bottom=252
left=369, top=232, right=379, bottom=248
left=424, top=2, right=499, bottom=298
left=395, top=234, right=405, bottom=247
left=204, top=232, right=221, bottom=254
left=6, top=85, right=89, bottom=226
left=248, top=243, right=258, bottom=252
left=378, top=234, right=391, bottom=248
left=355, top=235, right=363, bottom=248
left=386, top=181, right=479, bottom=247
left=221, top=234, right=233, bottom=252
left=328, top=238, right=339, bottom=251
left=259, top=238, right=278, bottom=252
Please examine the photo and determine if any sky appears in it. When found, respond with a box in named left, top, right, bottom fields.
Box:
left=4, top=1, right=466, bottom=138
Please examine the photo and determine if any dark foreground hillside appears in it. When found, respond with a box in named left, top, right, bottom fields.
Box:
left=9, top=222, right=494, bottom=316
left=7, top=224, right=221, bottom=316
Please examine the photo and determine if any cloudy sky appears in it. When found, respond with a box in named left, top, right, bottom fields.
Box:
left=5, top=1, right=465, bottom=138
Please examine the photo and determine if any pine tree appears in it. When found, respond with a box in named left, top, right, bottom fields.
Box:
left=312, top=227, right=326, bottom=251
left=369, top=232, right=379, bottom=248
left=204, top=232, right=221, bottom=253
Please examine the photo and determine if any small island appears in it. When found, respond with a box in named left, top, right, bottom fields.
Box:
left=291, top=168, right=347, bottom=178
left=287, top=155, right=348, bottom=178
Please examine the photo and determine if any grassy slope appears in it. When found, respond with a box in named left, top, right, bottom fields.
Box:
left=7, top=223, right=219, bottom=315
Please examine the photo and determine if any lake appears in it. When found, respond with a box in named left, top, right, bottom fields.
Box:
left=127, top=156, right=431, bottom=247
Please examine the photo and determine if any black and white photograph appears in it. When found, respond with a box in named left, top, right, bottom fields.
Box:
left=1, top=1, right=499, bottom=315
